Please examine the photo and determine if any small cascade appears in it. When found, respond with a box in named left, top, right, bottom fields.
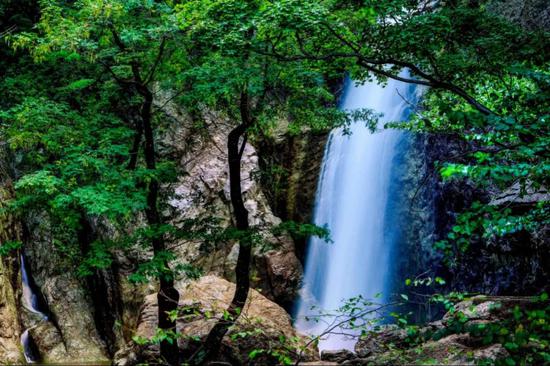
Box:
left=294, top=75, right=419, bottom=351
left=20, top=254, right=47, bottom=363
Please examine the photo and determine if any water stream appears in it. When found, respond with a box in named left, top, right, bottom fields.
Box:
left=294, top=75, right=419, bottom=351
left=20, top=254, right=47, bottom=363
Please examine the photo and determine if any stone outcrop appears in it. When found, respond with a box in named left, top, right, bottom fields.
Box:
left=22, top=213, right=112, bottom=363
left=128, top=275, right=318, bottom=365
left=0, top=146, right=23, bottom=364
left=351, top=332, right=510, bottom=366
left=158, top=97, right=304, bottom=307
left=0, top=229, right=21, bottom=364
left=346, top=296, right=539, bottom=366
left=321, top=349, right=357, bottom=363
left=488, top=0, right=550, bottom=31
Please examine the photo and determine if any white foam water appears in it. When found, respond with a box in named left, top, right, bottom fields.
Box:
left=20, top=254, right=47, bottom=363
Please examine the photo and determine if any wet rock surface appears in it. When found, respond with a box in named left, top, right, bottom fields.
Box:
left=256, top=130, right=328, bottom=263
left=23, top=213, right=111, bottom=363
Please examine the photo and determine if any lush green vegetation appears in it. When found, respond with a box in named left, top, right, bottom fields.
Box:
left=1, top=0, right=548, bottom=365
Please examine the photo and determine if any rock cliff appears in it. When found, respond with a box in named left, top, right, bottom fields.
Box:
left=0, top=146, right=22, bottom=363
left=0, top=92, right=313, bottom=363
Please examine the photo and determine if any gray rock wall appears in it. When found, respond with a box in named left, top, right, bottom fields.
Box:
left=0, top=146, right=22, bottom=363
left=488, top=0, right=550, bottom=31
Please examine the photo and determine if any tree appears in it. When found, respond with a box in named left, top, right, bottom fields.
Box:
left=172, top=1, right=370, bottom=363
left=4, top=1, right=187, bottom=364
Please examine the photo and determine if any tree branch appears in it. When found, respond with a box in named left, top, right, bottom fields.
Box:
left=144, top=36, right=167, bottom=85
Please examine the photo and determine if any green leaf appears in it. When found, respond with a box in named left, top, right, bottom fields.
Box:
left=249, top=349, right=264, bottom=359
left=64, top=78, right=95, bottom=91
left=0, top=241, right=22, bottom=256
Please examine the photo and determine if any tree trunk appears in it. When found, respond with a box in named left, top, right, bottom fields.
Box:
left=139, top=86, right=180, bottom=366
left=107, top=27, right=179, bottom=364
left=191, top=92, right=253, bottom=365
left=127, top=117, right=143, bottom=170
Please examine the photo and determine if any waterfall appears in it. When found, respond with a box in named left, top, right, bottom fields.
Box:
left=20, top=254, right=47, bottom=363
left=294, top=75, right=419, bottom=351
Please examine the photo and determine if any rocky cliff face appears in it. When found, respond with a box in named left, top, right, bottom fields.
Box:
left=23, top=213, right=114, bottom=363
left=256, top=130, right=328, bottom=262
left=424, top=133, right=549, bottom=296
left=488, top=0, right=550, bottom=31
left=0, top=146, right=22, bottom=363
left=0, top=92, right=310, bottom=363
left=380, top=129, right=549, bottom=324
left=157, top=97, right=305, bottom=308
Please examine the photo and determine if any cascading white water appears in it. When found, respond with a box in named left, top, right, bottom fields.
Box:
left=20, top=254, right=47, bottom=363
left=294, top=75, right=419, bottom=351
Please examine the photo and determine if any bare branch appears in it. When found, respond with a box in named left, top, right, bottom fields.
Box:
left=0, top=25, right=17, bottom=39
left=144, top=36, right=167, bottom=85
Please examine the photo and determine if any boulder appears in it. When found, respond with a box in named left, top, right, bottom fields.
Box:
left=350, top=296, right=535, bottom=365
left=133, top=275, right=319, bottom=364
left=263, top=244, right=304, bottom=304
left=354, top=325, right=408, bottom=357
left=320, top=349, right=357, bottom=362
left=442, top=295, right=535, bottom=325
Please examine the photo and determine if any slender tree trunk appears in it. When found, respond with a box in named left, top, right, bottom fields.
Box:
left=191, top=92, right=253, bottom=365
left=127, top=117, right=143, bottom=170
left=108, top=26, right=179, bottom=364
left=138, top=86, right=180, bottom=366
